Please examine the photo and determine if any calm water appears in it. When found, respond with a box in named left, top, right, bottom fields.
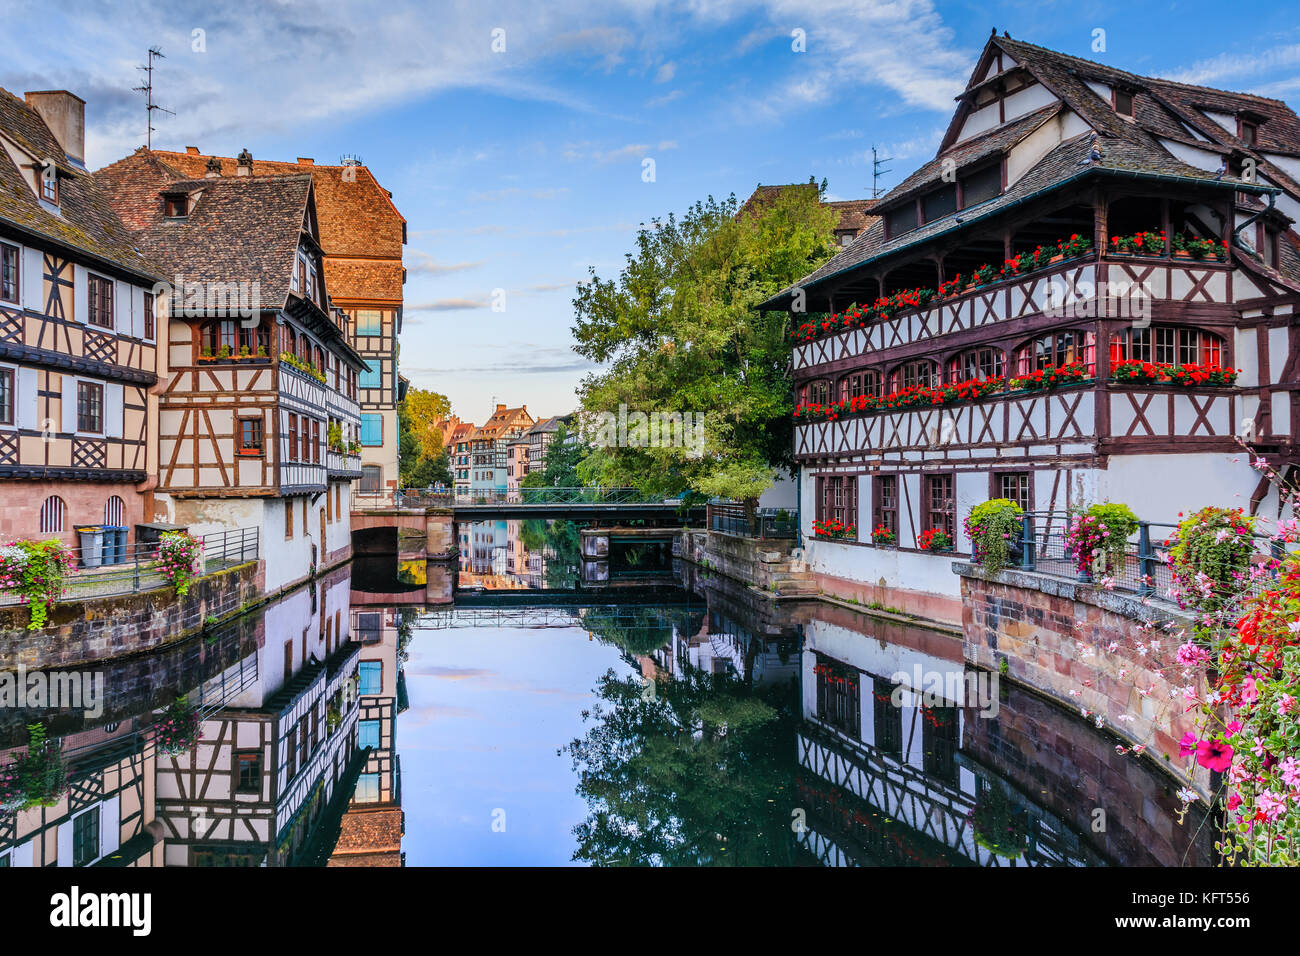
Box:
left=0, top=519, right=1213, bottom=867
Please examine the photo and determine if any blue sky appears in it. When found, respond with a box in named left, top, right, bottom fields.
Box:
left=3, top=1, right=1300, bottom=422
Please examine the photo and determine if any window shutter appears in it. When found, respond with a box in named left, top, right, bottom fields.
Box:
left=12, top=839, right=34, bottom=867
left=73, top=265, right=88, bottom=323
left=100, top=796, right=120, bottom=857
left=114, top=279, right=132, bottom=335
left=56, top=821, right=72, bottom=865
left=21, top=247, right=43, bottom=311
left=132, top=286, right=146, bottom=338
left=105, top=383, right=124, bottom=438
left=61, top=376, right=77, bottom=434
left=17, top=367, right=38, bottom=430
left=849, top=476, right=858, bottom=531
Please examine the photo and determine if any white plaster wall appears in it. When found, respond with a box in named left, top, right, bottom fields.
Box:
left=1003, top=82, right=1056, bottom=123
left=1096, top=454, right=1256, bottom=525
left=1161, top=138, right=1225, bottom=173
left=803, top=538, right=964, bottom=600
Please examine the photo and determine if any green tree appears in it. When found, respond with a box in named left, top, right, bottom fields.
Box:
left=521, top=422, right=586, bottom=489
left=398, top=391, right=453, bottom=487
left=571, top=181, right=837, bottom=502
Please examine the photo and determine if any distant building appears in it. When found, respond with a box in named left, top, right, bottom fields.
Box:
left=469, top=404, right=533, bottom=497
left=450, top=421, right=475, bottom=496
left=740, top=182, right=879, bottom=249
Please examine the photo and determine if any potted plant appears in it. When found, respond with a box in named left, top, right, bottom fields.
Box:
left=1166, top=506, right=1257, bottom=614
left=0, top=539, right=77, bottom=630
left=153, top=696, right=202, bottom=756
left=964, top=498, right=1025, bottom=575
left=1110, top=359, right=1167, bottom=384
left=973, top=263, right=999, bottom=286
left=969, top=782, right=1031, bottom=859
left=1065, top=502, right=1139, bottom=579
left=0, top=723, right=67, bottom=811
left=918, top=527, right=952, bottom=552
left=155, top=531, right=203, bottom=597
left=871, top=524, right=897, bottom=546
left=812, top=518, right=856, bottom=540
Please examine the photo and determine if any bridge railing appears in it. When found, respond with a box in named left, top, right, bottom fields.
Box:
left=355, top=487, right=680, bottom=509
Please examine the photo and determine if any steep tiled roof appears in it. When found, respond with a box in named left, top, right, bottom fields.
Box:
left=326, top=808, right=403, bottom=867
left=108, top=172, right=312, bottom=310
left=0, top=89, right=160, bottom=280
left=763, top=35, right=1293, bottom=308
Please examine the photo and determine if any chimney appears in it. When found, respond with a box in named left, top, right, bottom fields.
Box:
left=297, top=157, right=314, bottom=166
left=235, top=148, right=253, bottom=177
left=24, top=91, right=85, bottom=167
left=185, top=146, right=200, bottom=155
left=204, top=156, right=222, bottom=178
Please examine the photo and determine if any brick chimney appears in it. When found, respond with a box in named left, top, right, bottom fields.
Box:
left=235, top=148, right=253, bottom=177
left=24, top=90, right=85, bottom=167
left=185, top=146, right=200, bottom=155
left=297, top=157, right=314, bottom=166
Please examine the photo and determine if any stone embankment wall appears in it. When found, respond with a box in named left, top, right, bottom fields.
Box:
left=0, top=561, right=264, bottom=670
left=676, top=530, right=816, bottom=597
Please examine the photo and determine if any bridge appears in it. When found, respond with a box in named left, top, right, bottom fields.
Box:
left=359, top=487, right=705, bottom=523
left=414, top=587, right=703, bottom=629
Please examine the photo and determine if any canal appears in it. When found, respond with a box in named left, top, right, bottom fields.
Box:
left=0, top=518, right=1212, bottom=867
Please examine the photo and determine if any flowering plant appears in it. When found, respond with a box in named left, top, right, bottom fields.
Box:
left=1164, top=363, right=1239, bottom=387
left=917, top=527, right=952, bottom=552
left=812, top=518, right=856, bottom=540
left=1110, top=359, right=1166, bottom=383
left=0, top=539, right=77, bottom=630
left=871, top=524, right=897, bottom=545
left=1065, top=502, right=1138, bottom=576
left=934, top=376, right=1004, bottom=405
left=156, top=531, right=203, bottom=597
left=1166, top=507, right=1258, bottom=615
left=964, top=498, right=1024, bottom=576
left=973, top=263, right=1000, bottom=286
left=0, top=723, right=67, bottom=811
left=968, top=782, right=1030, bottom=858
left=1172, top=232, right=1229, bottom=260
left=153, top=695, right=202, bottom=757
left=1110, top=229, right=1166, bottom=255
left=1008, top=362, right=1091, bottom=391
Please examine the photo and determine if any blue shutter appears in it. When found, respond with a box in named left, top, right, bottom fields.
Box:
left=360, top=414, right=382, bottom=446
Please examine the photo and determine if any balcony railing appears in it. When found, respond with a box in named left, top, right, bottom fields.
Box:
left=326, top=449, right=363, bottom=476
left=707, top=501, right=797, bottom=539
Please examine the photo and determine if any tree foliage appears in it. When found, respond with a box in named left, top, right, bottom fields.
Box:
left=398, top=387, right=453, bottom=487
left=570, top=181, right=837, bottom=500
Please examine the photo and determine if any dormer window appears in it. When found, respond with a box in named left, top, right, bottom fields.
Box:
left=163, top=194, right=188, bottom=218
left=1113, top=89, right=1134, bottom=118
left=40, top=163, right=58, bottom=204
left=1241, top=121, right=1258, bottom=147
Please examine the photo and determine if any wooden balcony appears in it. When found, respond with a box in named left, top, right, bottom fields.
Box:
left=327, top=449, right=363, bottom=478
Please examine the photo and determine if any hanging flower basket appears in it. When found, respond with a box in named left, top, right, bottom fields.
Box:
left=0, top=723, right=67, bottom=811
left=968, top=784, right=1031, bottom=858
left=153, top=696, right=202, bottom=756
left=156, top=531, right=203, bottom=597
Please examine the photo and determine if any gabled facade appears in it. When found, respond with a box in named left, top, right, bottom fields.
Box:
left=96, top=149, right=368, bottom=592
left=141, top=148, right=407, bottom=497
left=0, top=89, right=164, bottom=546
left=469, top=404, right=534, bottom=497
left=766, top=34, right=1300, bottom=620
left=450, top=421, right=475, bottom=496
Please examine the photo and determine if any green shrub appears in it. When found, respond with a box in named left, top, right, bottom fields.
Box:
left=964, top=499, right=1024, bottom=576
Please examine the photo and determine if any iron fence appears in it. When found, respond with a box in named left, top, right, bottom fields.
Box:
left=707, top=501, right=797, bottom=539
left=1002, top=510, right=1287, bottom=604
left=0, top=527, right=260, bottom=608
left=353, top=486, right=665, bottom=510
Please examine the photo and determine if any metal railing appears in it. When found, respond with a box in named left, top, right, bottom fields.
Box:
left=1001, top=510, right=1286, bottom=603
left=352, top=486, right=671, bottom=510
left=707, top=501, right=797, bottom=539
left=0, top=527, right=260, bottom=608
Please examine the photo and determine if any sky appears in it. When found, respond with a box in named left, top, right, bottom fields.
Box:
left=3, top=0, right=1300, bottom=423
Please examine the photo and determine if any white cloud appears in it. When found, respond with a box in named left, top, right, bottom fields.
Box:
left=655, top=61, right=677, bottom=83
left=406, top=250, right=484, bottom=276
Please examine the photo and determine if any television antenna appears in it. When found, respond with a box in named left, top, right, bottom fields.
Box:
left=132, top=47, right=174, bottom=151
left=871, top=146, right=893, bottom=199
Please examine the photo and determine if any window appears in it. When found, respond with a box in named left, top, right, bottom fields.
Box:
left=360, top=413, right=383, bottom=446
left=76, top=381, right=103, bottom=433
left=872, top=677, right=904, bottom=758
left=816, top=475, right=857, bottom=531
left=355, top=310, right=383, bottom=336
left=297, top=715, right=309, bottom=766
left=0, top=368, right=12, bottom=425
left=358, top=719, right=381, bottom=750
left=163, top=194, right=188, bottom=217
left=238, top=416, right=263, bottom=456
left=1109, top=326, right=1223, bottom=367
left=285, top=726, right=297, bottom=780
left=301, top=419, right=311, bottom=462
left=890, top=359, right=938, bottom=391
left=961, top=163, right=1002, bottom=207
left=873, top=475, right=898, bottom=536
left=1114, top=89, right=1134, bottom=117
left=885, top=203, right=919, bottom=239
left=360, top=465, right=382, bottom=493
left=40, top=165, right=58, bottom=204
left=815, top=656, right=861, bottom=737
left=203, top=320, right=268, bottom=357
left=354, top=773, right=380, bottom=804
left=1241, top=120, right=1258, bottom=147
left=285, top=499, right=294, bottom=539
left=947, top=346, right=1004, bottom=382
left=1016, top=330, right=1096, bottom=375
left=143, top=291, right=155, bottom=339
left=235, top=752, right=262, bottom=793
left=359, top=660, right=382, bottom=696
left=104, top=495, right=124, bottom=526
left=73, top=810, right=99, bottom=866
left=922, top=184, right=958, bottom=224
left=996, top=472, right=1031, bottom=512
left=0, top=243, right=17, bottom=303
left=359, top=361, right=381, bottom=389
left=287, top=414, right=298, bottom=462
left=87, top=275, right=114, bottom=328
left=39, top=495, right=65, bottom=533
left=925, top=474, right=956, bottom=541
left=311, top=419, right=320, bottom=464
left=838, top=370, right=881, bottom=401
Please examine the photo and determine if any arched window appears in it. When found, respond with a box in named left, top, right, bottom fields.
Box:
left=1110, top=326, right=1224, bottom=366
left=889, top=359, right=938, bottom=392
left=838, top=370, right=882, bottom=401
left=803, top=380, right=832, bottom=405
left=104, top=495, right=124, bottom=526
left=39, top=495, right=65, bottom=533
left=1016, top=330, right=1095, bottom=375
left=946, top=346, right=1004, bottom=382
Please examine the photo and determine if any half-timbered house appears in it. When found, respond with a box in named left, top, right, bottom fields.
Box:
left=153, top=568, right=362, bottom=866
left=97, top=150, right=369, bottom=592
left=0, top=89, right=164, bottom=545
left=134, top=148, right=407, bottom=497
left=763, top=33, right=1300, bottom=619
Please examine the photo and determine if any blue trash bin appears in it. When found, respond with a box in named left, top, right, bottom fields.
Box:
left=105, top=526, right=128, bottom=565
